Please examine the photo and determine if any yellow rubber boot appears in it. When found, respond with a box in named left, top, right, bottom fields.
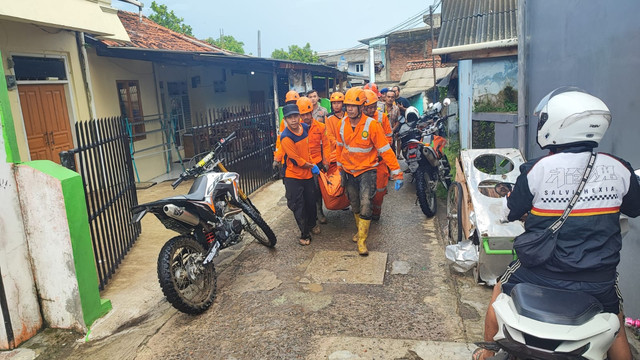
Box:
left=352, top=214, right=360, bottom=242
left=357, top=218, right=371, bottom=256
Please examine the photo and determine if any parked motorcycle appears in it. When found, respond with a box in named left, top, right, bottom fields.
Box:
left=132, top=132, right=277, bottom=314
left=397, top=100, right=455, bottom=217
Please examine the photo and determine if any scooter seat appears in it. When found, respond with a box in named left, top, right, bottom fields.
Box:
left=510, top=283, right=603, bottom=326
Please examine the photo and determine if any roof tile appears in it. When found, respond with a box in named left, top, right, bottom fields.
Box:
left=101, top=11, right=228, bottom=54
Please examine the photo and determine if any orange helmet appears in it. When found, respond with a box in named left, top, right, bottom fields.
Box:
left=343, top=87, right=365, bottom=106
left=364, top=83, right=380, bottom=96
left=363, top=89, right=379, bottom=106
left=330, top=92, right=345, bottom=102
left=297, top=97, right=313, bottom=114
left=285, top=90, right=300, bottom=103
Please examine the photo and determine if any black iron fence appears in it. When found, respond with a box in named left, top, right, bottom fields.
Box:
left=60, top=116, right=140, bottom=291
left=190, top=103, right=277, bottom=195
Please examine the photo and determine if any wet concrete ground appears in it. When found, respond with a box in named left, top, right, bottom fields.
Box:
left=4, top=178, right=638, bottom=359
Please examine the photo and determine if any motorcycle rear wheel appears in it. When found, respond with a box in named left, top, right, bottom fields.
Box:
left=157, top=235, right=217, bottom=315
left=416, top=166, right=438, bottom=217
left=236, top=200, right=277, bottom=248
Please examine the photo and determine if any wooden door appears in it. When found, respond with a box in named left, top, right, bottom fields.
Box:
left=18, top=84, right=74, bottom=163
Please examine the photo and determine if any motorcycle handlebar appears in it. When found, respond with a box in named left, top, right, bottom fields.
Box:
left=171, top=176, right=184, bottom=189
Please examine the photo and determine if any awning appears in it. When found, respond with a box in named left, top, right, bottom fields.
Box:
left=0, top=1, right=130, bottom=41
left=398, top=66, right=456, bottom=98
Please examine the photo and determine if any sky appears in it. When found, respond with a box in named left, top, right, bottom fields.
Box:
left=112, top=0, right=439, bottom=56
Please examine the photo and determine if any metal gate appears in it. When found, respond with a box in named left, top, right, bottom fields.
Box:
left=60, top=116, right=140, bottom=290
left=190, top=103, right=277, bottom=194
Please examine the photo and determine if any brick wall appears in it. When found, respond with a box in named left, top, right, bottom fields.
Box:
left=386, top=29, right=440, bottom=82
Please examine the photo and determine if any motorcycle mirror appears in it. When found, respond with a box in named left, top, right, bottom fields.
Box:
left=494, top=182, right=514, bottom=197
left=443, top=98, right=451, bottom=106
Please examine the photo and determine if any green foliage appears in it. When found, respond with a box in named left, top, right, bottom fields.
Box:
left=473, top=85, right=518, bottom=113
left=438, top=87, right=448, bottom=102
left=148, top=1, right=193, bottom=36
left=271, top=43, right=319, bottom=63
left=472, top=121, right=496, bottom=150
left=205, top=35, right=245, bottom=54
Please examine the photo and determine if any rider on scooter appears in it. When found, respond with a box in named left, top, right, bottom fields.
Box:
left=474, top=87, right=640, bottom=360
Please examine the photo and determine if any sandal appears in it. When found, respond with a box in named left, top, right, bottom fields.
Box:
left=471, top=348, right=494, bottom=360
left=298, top=238, right=311, bottom=246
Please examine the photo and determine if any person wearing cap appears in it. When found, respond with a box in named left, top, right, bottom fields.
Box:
left=279, top=103, right=321, bottom=246
left=325, top=92, right=345, bottom=166
left=337, top=87, right=404, bottom=256
left=363, top=89, right=394, bottom=221
left=273, top=90, right=301, bottom=172
left=297, top=96, right=331, bottom=225
left=307, top=89, right=328, bottom=124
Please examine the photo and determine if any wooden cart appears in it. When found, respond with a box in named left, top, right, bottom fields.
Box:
left=446, top=148, right=526, bottom=285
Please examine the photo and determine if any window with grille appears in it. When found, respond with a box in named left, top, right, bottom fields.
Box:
left=116, top=80, right=146, bottom=141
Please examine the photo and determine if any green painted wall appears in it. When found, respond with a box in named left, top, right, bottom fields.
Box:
left=24, top=161, right=111, bottom=327
left=0, top=51, right=21, bottom=163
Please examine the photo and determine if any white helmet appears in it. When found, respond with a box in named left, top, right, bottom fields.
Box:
left=405, top=106, right=420, bottom=123
left=535, top=87, right=611, bottom=149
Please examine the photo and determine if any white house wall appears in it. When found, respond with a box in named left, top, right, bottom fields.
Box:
left=87, top=48, right=165, bottom=182
left=0, top=19, right=92, bottom=161
left=15, top=165, right=85, bottom=332
left=0, top=112, right=42, bottom=349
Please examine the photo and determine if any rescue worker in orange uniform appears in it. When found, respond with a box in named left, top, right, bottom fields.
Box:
left=279, top=103, right=321, bottom=245
left=273, top=90, right=300, bottom=172
left=325, top=92, right=345, bottom=166
left=336, top=87, right=404, bottom=255
left=362, top=89, right=394, bottom=221
left=297, top=96, right=331, bottom=224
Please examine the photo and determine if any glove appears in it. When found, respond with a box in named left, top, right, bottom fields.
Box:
left=272, top=160, right=281, bottom=171
left=394, top=179, right=404, bottom=191
left=311, top=165, right=320, bottom=175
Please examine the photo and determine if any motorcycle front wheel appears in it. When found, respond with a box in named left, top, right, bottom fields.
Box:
left=157, top=235, right=217, bottom=315
left=236, top=200, right=277, bottom=248
left=415, top=166, right=438, bottom=217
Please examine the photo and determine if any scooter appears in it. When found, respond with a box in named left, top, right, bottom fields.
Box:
left=474, top=180, right=640, bottom=359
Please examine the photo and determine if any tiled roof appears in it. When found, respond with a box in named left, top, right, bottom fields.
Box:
left=437, top=0, right=518, bottom=48
left=101, top=11, right=229, bottom=54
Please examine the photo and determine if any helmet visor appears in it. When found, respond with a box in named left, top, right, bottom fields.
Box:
left=534, top=86, right=586, bottom=130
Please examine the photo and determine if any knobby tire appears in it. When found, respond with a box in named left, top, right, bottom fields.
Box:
left=415, top=166, right=437, bottom=217
left=157, top=235, right=217, bottom=315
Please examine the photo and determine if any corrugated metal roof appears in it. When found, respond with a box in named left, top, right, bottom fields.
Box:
left=437, top=0, right=518, bottom=49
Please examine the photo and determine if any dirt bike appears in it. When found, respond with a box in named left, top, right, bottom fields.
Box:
left=397, top=102, right=455, bottom=217
left=132, top=132, right=277, bottom=314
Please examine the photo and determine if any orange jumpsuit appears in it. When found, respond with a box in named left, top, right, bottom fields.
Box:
left=371, top=109, right=395, bottom=218
left=324, top=112, right=344, bottom=164
left=273, top=120, right=287, bottom=163
left=336, top=114, right=402, bottom=219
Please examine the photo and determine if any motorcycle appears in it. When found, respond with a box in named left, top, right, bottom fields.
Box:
left=397, top=100, right=455, bottom=217
left=474, top=181, right=635, bottom=360
left=132, top=132, right=277, bottom=314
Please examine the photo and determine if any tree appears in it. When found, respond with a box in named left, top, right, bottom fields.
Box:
left=148, top=1, right=193, bottom=36
left=205, top=35, right=245, bottom=54
left=271, top=43, right=319, bottom=63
